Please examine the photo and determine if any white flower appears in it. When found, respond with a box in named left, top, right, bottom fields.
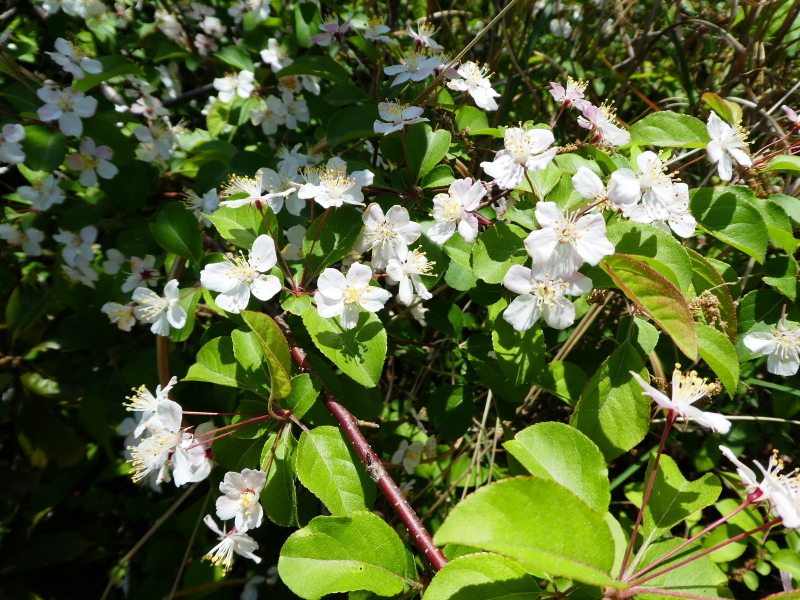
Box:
left=386, top=245, right=434, bottom=306
left=18, top=174, right=65, bottom=211
left=130, top=94, right=168, bottom=118
left=103, top=248, right=126, bottom=274
left=283, top=92, right=310, bottom=129
left=0, top=124, right=25, bottom=164
left=627, top=182, right=696, bottom=238
left=53, top=225, right=96, bottom=266
left=186, top=2, right=215, bottom=20
left=577, top=103, right=631, bottom=147
left=213, top=70, right=256, bottom=104
left=549, top=77, right=590, bottom=110
left=194, top=33, right=219, bottom=57
left=0, top=225, right=44, bottom=255
left=277, top=143, right=310, bottom=169
left=310, top=15, right=352, bottom=46
left=706, top=111, right=752, bottom=182
left=260, top=38, right=293, bottom=72
left=155, top=8, right=188, bottom=44
left=200, top=15, right=225, bottom=37
left=128, top=399, right=183, bottom=483
left=399, top=480, right=416, bottom=495
left=363, top=16, right=398, bottom=45
left=480, top=126, right=557, bottom=190
left=744, top=324, right=800, bottom=376
left=173, top=422, right=214, bottom=486
left=133, top=119, right=176, bottom=161
left=277, top=74, right=319, bottom=96
left=200, top=235, right=281, bottom=314
left=263, top=160, right=303, bottom=215
left=101, top=302, right=136, bottom=332
left=297, top=158, right=373, bottom=209
left=46, top=38, right=103, bottom=79
left=549, top=17, right=573, bottom=38
left=720, top=446, right=800, bottom=528
left=184, top=189, right=219, bottom=227
left=216, top=469, right=267, bottom=532
left=428, top=177, right=486, bottom=244
left=607, top=151, right=674, bottom=221
left=406, top=22, right=442, bottom=52
left=202, top=515, right=261, bottom=571
left=133, top=279, right=187, bottom=336
left=123, top=376, right=177, bottom=437
left=249, top=95, right=287, bottom=135
left=61, top=256, right=98, bottom=288
left=447, top=62, right=501, bottom=111
left=783, top=105, right=800, bottom=128
left=392, top=440, right=425, bottom=474
left=572, top=167, right=608, bottom=203
left=355, top=203, right=421, bottom=268
left=410, top=296, right=428, bottom=325
left=228, top=0, right=270, bottom=22
left=374, top=102, right=428, bottom=135
left=36, top=85, right=97, bottom=137
left=282, top=225, right=305, bottom=261
left=502, top=262, right=592, bottom=331
left=66, top=137, right=118, bottom=187
left=524, top=201, right=615, bottom=272
left=122, top=255, right=160, bottom=293
left=314, top=263, right=391, bottom=329
left=384, top=51, right=441, bottom=87
left=629, top=366, right=731, bottom=434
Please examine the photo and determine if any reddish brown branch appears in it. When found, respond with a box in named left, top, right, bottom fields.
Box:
left=273, top=315, right=449, bottom=572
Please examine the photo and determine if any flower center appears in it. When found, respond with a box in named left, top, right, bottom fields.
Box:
left=344, top=285, right=364, bottom=304
left=229, top=254, right=258, bottom=283
left=408, top=249, right=434, bottom=274
left=56, top=93, right=76, bottom=112
left=239, top=490, right=257, bottom=508
left=124, top=385, right=156, bottom=412
left=321, top=167, right=355, bottom=198
left=671, top=367, right=715, bottom=405
left=440, top=195, right=463, bottom=220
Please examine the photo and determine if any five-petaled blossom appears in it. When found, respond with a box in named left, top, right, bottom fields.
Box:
left=124, top=376, right=178, bottom=437
left=782, top=105, right=800, bottom=128
left=200, top=234, right=282, bottom=314
left=627, top=182, right=696, bottom=238
left=406, top=22, right=442, bottom=52
left=355, top=203, right=421, bottom=269
left=66, top=137, right=118, bottom=187
left=480, top=126, right=557, bottom=190
left=213, top=70, right=255, bottom=103
left=363, top=15, right=398, bottom=45
left=744, top=323, right=800, bottom=376
left=127, top=398, right=183, bottom=484
left=310, top=14, right=352, bottom=46
left=373, top=102, right=428, bottom=135
left=37, top=85, right=97, bottom=137
left=392, top=439, right=425, bottom=475
left=133, top=279, right=188, bottom=336
left=216, top=469, right=267, bottom=533
left=184, top=188, right=219, bottom=227
left=202, top=515, right=261, bottom=571
left=607, top=151, right=674, bottom=221
left=384, top=51, right=441, bottom=87
left=18, top=174, right=65, bottom=211
left=428, top=177, right=487, bottom=244
left=46, top=38, right=103, bottom=79
left=0, top=225, right=44, bottom=256
left=101, top=302, right=136, bottom=332
left=548, top=78, right=590, bottom=110
left=386, top=245, right=435, bottom=306
left=706, top=111, right=752, bottom=182
left=502, top=262, right=593, bottom=331
left=53, top=225, right=96, bottom=266
left=314, top=263, right=391, bottom=329
left=297, top=158, right=373, bottom=209
left=447, top=62, right=501, bottom=111
left=629, top=366, right=731, bottom=433
left=122, top=255, right=160, bottom=293
left=720, top=446, right=800, bottom=529
left=0, top=124, right=25, bottom=164
left=577, top=103, right=631, bottom=147
left=524, top=201, right=615, bottom=273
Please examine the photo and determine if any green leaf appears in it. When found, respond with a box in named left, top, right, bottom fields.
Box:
left=149, top=203, right=204, bottom=263
left=771, top=193, right=800, bottom=225
left=531, top=361, right=587, bottom=406
left=209, top=204, right=276, bottom=248
left=424, top=553, right=540, bottom=600
left=628, top=111, right=711, bottom=148
left=465, top=334, right=528, bottom=404
left=295, top=426, right=376, bottom=516
left=696, top=323, right=739, bottom=397
left=261, top=427, right=299, bottom=527
left=491, top=320, right=544, bottom=386
left=277, top=55, right=349, bottom=85
left=641, top=454, right=722, bottom=545
left=616, top=316, right=660, bottom=360
left=72, top=55, right=144, bottom=92
left=21, top=125, right=66, bottom=172
left=765, top=154, right=800, bottom=175
left=280, top=374, right=320, bottom=419
left=433, top=477, right=619, bottom=587
left=214, top=46, right=254, bottom=71
left=426, top=300, right=463, bottom=338
left=324, top=83, right=367, bottom=105
left=240, top=311, right=293, bottom=400
left=701, top=92, right=742, bottom=125
left=406, top=123, right=452, bottom=180
left=184, top=336, right=250, bottom=388
left=302, top=206, right=364, bottom=276
left=421, top=164, right=455, bottom=189
left=770, top=549, right=800, bottom=581
left=278, top=511, right=416, bottom=600
left=471, top=222, right=528, bottom=284
left=293, top=1, right=321, bottom=47
left=602, top=255, right=697, bottom=359
left=634, top=539, right=727, bottom=600
left=571, top=341, right=650, bottom=461
left=206, top=99, right=231, bottom=137
left=302, top=309, right=387, bottom=388
left=213, top=432, right=269, bottom=472
left=454, top=106, right=489, bottom=133
left=690, top=188, right=768, bottom=263
left=327, top=105, right=381, bottom=146
left=686, top=248, right=737, bottom=340
left=607, top=220, right=693, bottom=293
left=747, top=194, right=798, bottom=254
left=520, top=161, right=561, bottom=199
left=504, top=423, right=610, bottom=513
left=427, top=385, right=473, bottom=441
left=231, top=329, right=272, bottom=396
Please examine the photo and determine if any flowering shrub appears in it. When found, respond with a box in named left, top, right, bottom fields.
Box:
left=2, top=1, right=800, bottom=599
